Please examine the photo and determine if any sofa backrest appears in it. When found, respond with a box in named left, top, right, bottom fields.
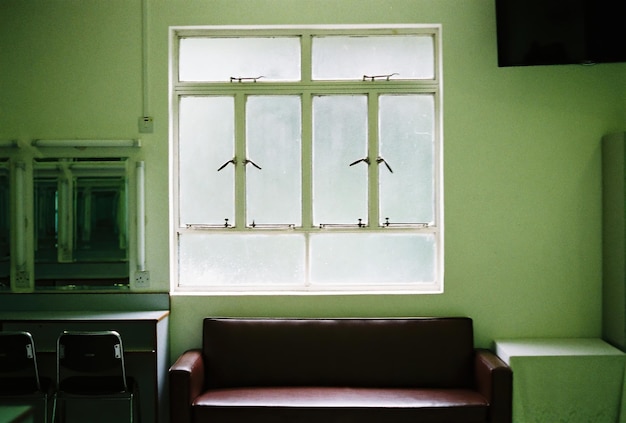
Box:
left=202, top=317, right=475, bottom=389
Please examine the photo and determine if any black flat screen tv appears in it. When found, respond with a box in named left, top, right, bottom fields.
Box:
left=496, top=0, right=626, bottom=67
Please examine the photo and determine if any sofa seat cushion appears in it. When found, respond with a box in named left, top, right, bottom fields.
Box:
left=192, top=387, right=489, bottom=423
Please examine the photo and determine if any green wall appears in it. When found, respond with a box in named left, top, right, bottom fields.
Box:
left=2, top=0, right=626, bottom=360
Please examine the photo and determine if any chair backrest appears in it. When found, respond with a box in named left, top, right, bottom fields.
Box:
left=56, top=330, right=128, bottom=394
left=0, top=331, right=42, bottom=394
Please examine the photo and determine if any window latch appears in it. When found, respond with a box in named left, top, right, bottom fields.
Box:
left=218, top=158, right=262, bottom=171
left=349, top=157, right=370, bottom=167
left=244, top=159, right=262, bottom=170
left=349, top=157, right=393, bottom=173
left=230, top=76, right=264, bottom=83
left=363, top=73, right=398, bottom=81
left=217, top=158, right=237, bottom=171
left=377, top=156, right=393, bottom=173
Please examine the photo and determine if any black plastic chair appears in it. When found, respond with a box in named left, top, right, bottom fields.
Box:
left=0, top=331, right=50, bottom=423
left=52, top=331, right=138, bottom=423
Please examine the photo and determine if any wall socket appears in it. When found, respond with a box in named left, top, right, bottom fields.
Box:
left=139, top=116, right=154, bottom=133
left=15, top=270, right=30, bottom=288
left=135, top=271, right=150, bottom=288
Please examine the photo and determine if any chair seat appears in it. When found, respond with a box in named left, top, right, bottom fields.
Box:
left=60, top=376, right=129, bottom=395
left=195, top=386, right=489, bottom=408
left=193, top=387, right=489, bottom=423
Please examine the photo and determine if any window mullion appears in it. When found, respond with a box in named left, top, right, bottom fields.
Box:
left=235, top=93, right=247, bottom=229
left=368, top=92, right=380, bottom=228
left=301, top=34, right=313, bottom=287
left=302, top=91, right=313, bottom=229
left=301, top=33, right=313, bottom=229
left=302, top=92, right=312, bottom=288
left=301, top=32, right=312, bottom=83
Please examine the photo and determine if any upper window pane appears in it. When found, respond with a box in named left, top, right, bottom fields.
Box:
left=379, top=94, right=435, bottom=225
left=179, top=96, right=235, bottom=226
left=312, top=35, right=435, bottom=80
left=313, top=95, right=368, bottom=226
left=246, top=96, right=302, bottom=227
left=179, top=37, right=301, bottom=82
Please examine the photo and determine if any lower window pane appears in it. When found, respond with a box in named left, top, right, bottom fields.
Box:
left=310, top=232, right=436, bottom=285
left=178, top=233, right=305, bottom=287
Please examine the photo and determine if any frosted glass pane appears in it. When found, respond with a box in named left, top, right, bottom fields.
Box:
left=312, top=35, right=434, bottom=80
left=179, top=96, right=235, bottom=226
left=246, top=96, right=301, bottom=226
left=178, top=233, right=305, bottom=286
left=379, top=95, right=435, bottom=225
left=179, top=37, right=301, bottom=82
left=313, top=96, right=368, bottom=226
left=310, top=233, right=436, bottom=285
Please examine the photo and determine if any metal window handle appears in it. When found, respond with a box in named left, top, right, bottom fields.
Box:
left=218, top=158, right=262, bottom=171
left=377, top=156, right=393, bottom=173
left=349, top=157, right=393, bottom=173
left=349, top=157, right=370, bottom=167
left=217, top=158, right=237, bottom=171
left=244, top=159, right=262, bottom=170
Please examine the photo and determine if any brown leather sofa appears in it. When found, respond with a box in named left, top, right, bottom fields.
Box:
left=169, top=317, right=512, bottom=423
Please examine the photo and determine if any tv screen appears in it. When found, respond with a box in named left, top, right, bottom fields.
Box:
left=496, top=0, right=626, bottom=67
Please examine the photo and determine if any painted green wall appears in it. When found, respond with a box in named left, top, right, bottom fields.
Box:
left=2, top=0, right=626, bottom=360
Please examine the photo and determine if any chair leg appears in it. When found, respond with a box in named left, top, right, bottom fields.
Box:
left=43, top=396, right=49, bottom=423
left=51, top=393, right=57, bottom=423
left=51, top=395, right=67, bottom=423
left=132, top=383, right=141, bottom=423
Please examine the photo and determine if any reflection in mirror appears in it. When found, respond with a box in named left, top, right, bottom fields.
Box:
left=0, top=161, right=9, bottom=290
left=34, top=158, right=129, bottom=290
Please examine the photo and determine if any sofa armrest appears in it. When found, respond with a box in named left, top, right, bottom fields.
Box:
left=474, top=348, right=512, bottom=423
left=169, top=349, right=206, bottom=423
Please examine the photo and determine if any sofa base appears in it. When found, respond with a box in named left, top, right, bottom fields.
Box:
left=193, top=386, right=489, bottom=423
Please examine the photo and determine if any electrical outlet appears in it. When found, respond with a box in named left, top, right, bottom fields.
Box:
left=15, top=270, right=30, bottom=288
left=135, top=270, right=150, bottom=288
left=139, top=116, right=154, bottom=133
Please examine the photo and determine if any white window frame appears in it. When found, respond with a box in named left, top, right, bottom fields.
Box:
left=169, top=25, right=444, bottom=295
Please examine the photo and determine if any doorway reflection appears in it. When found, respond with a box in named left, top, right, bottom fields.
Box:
left=34, top=158, right=129, bottom=290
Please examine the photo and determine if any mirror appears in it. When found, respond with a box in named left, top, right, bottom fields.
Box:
left=34, top=158, right=129, bottom=289
left=0, top=161, right=9, bottom=289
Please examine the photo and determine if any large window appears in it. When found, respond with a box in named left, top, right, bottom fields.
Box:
left=171, top=25, right=443, bottom=294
